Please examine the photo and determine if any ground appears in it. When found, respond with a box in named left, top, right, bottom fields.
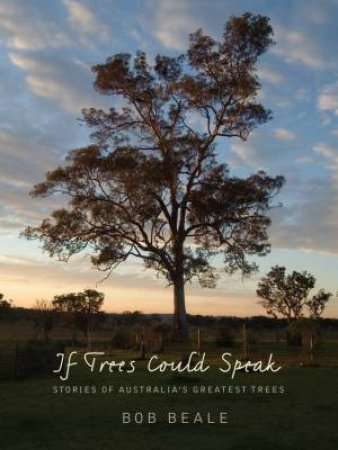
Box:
left=1, top=346, right=338, bottom=450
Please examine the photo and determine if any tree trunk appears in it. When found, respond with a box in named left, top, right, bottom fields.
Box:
left=173, top=275, right=189, bottom=341
left=87, top=317, right=92, bottom=350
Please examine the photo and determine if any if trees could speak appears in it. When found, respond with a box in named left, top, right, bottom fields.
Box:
left=25, top=13, right=284, bottom=340
left=257, top=265, right=332, bottom=321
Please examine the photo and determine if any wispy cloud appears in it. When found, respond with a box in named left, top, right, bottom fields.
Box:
left=145, top=0, right=198, bottom=49
left=313, top=142, right=338, bottom=185
left=9, top=52, right=109, bottom=113
left=313, top=142, right=338, bottom=161
left=273, top=128, right=297, bottom=141
left=0, top=0, right=71, bottom=50
left=62, top=0, right=111, bottom=41
left=273, top=25, right=334, bottom=69
left=257, top=66, right=285, bottom=84
left=230, top=141, right=259, bottom=168
left=318, top=80, right=338, bottom=115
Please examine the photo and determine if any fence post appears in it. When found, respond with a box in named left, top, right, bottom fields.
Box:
left=14, top=342, right=19, bottom=378
left=197, top=328, right=202, bottom=356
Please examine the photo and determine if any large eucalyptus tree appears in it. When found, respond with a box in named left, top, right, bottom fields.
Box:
left=25, top=13, right=284, bottom=340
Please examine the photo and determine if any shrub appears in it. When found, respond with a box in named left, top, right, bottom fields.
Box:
left=215, top=328, right=235, bottom=348
left=110, top=328, right=134, bottom=349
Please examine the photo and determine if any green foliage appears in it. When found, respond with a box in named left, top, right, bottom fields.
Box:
left=257, top=266, right=332, bottom=321
left=52, top=289, right=104, bottom=344
left=52, top=289, right=104, bottom=315
left=307, top=289, right=332, bottom=320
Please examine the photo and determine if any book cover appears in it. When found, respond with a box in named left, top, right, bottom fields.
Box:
left=0, top=1, right=337, bottom=449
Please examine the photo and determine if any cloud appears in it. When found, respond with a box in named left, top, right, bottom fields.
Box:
left=0, top=0, right=112, bottom=52
left=8, top=53, right=55, bottom=74
left=0, top=0, right=71, bottom=50
left=0, top=253, right=156, bottom=289
left=26, top=73, right=90, bottom=114
left=273, top=25, right=332, bottom=69
left=0, top=253, right=152, bottom=309
left=270, top=183, right=338, bottom=255
left=145, top=0, right=198, bottom=49
left=0, top=109, right=88, bottom=234
left=0, top=129, right=60, bottom=180
left=318, top=81, right=338, bottom=115
left=269, top=142, right=338, bottom=255
left=257, top=66, right=284, bottom=84
left=313, top=142, right=338, bottom=161
left=0, top=130, right=63, bottom=233
left=230, top=141, right=259, bottom=168
left=0, top=250, right=272, bottom=316
left=273, top=128, right=297, bottom=141
left=9, top=52, right=108, bottom=113
left=313, top=142, right=338, bottom=185
left=62, top=0, right=110, bottom=41
left=229, top=135, right=338, bottom=257
left=229, top=130, right=298, bottom=169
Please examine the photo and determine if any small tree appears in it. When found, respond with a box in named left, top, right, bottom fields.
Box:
left=79, top=289, right=105, bottom=348
left=52, top=289, right=104, bottom=347
left=32, top=299, right=54, bottom=341
left=52, top=292, right=82, bottom=343
left=24, top=13, right=284, bottom=340
left=0, top=293, right=12, bottom=310
left=0, top=293, right=12, bottom=320
left=257, top=266, right=332, bottom=321
left=307, top=289, right=332, bottom=320
left=257, top=266, right=332, bottom=348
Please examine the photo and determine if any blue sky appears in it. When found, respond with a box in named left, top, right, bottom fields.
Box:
left=0, top=0, right=338, bottom=316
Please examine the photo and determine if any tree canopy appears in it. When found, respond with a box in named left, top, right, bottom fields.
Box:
left=257, top=265, right=332, bottom=321
left=0, top=292, right=12, bottom=317
left=52, top=289, right=104, bottom=346
left=32, top=299, right=54, bottom=341
left=24, top=13, right=284, bottom=340
left=52, top=289, right=104, bottom=315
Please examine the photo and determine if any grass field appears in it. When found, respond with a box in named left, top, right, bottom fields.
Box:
left=1, top=346, right=338, bottom=450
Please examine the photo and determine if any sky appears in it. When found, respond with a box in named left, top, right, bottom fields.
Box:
left=0, top=0, right=338, bottom=317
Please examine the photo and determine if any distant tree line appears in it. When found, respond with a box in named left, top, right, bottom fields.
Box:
left=0, top=266, right=336, bottom=355
left=2, top=296, right=338, bottom=331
